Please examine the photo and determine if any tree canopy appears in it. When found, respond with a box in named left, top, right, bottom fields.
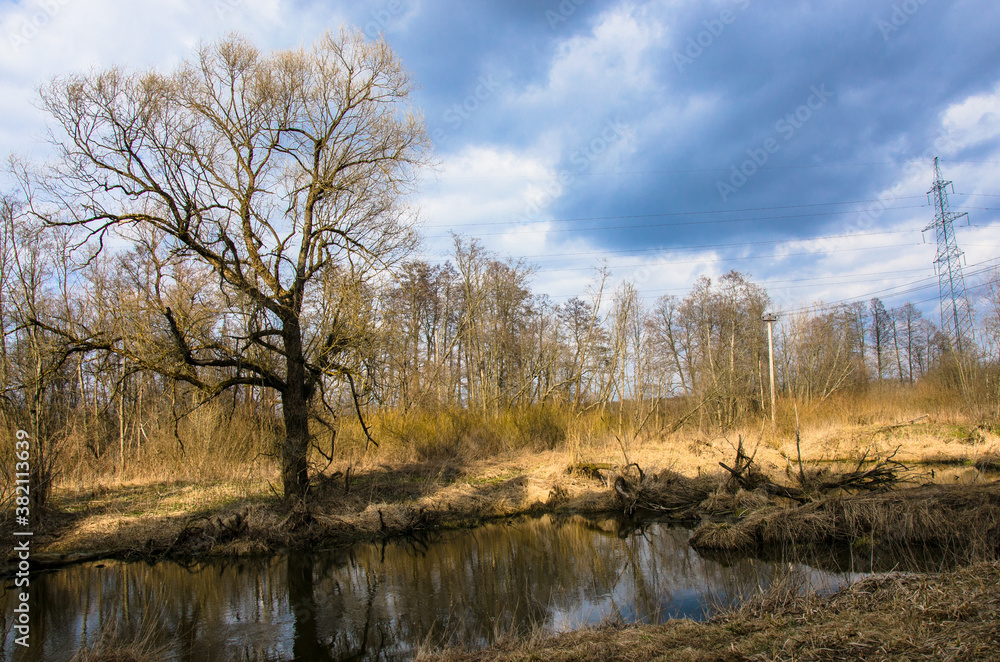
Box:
left=24, top=30, right=430, bottom=498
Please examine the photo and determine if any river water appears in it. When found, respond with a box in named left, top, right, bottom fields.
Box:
left=2, top=514, right=880, bottom=661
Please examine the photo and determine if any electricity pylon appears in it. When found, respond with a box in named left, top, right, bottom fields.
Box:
left=925, top=157, right=974, bottom=353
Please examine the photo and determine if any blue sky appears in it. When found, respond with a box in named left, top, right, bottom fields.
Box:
left=2, top=0, right=999, bottom=317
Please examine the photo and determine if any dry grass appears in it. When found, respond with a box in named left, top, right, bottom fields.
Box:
left=690, top=482, right=1000, bottom=559
left=67, top=595, right=171, bottom=662
left=420, top=560, right=1000, bottom=661
left=6, top=383, right=999, bottom=567
left=27, top=384, right=1000, bottom=505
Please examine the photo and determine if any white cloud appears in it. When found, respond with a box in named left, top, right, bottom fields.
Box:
left=506, top=3, right=660, bottom=170
left=941, top=82, right=1000, bottom=152
left=518, top=4, right=666, bottom=109
left=416, top=145, right=559, bottom=257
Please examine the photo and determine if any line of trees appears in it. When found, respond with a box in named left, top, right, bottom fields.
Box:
left=370, top=249, right=981, bottom=420
left=5, top=185, right=999, bottom=500
left=2, top=31, right=999, bottom=501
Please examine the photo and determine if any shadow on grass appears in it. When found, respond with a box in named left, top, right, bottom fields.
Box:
left=5, top=457, right=566, bottom=571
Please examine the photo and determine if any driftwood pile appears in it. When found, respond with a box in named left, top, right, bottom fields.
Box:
left=612, top=463, right=716, bottom=518
left=719, top=437, right=907, bottom=504
left=611, top=435, right=910, bottom=518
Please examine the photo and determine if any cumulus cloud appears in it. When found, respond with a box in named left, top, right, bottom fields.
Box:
left=941, top=82, right=1000, bottom=151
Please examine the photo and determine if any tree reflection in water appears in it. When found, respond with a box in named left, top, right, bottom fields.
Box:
left=1, top=514, right=893, bottom=661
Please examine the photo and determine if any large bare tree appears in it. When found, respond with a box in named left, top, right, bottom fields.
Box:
left=24, top=30, right=429, bottom=498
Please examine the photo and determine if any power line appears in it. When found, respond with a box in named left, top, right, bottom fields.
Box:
left=420, top=197, right=929, bottom=229
left=568, top=266, right=935, bottom=298
left=426, top=159, right=1000, bottom=181
left=414, top=241, right=927, bottom=277
left=422, top=208, right=930, bottom=238
left=777, top=258, right=1000, bottom=316
left=512, top=228, right=923, bottom=266
left=534, top=241, right=931, bottom=273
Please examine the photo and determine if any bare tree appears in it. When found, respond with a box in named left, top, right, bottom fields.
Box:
left=671, top=272, right=769, bottom=426
left=895, top=303, right=923, bottom=384
left=982, top=269, right=1000, bottom=362
left=780, top=306, right=861, bottom=402
left=647, top=294, right=687, bottom=395
left=23, top=31, right=429, bottom=498
left=0, top=200, right=84, bottom=513
left=869, top=298, right=891, bottom=381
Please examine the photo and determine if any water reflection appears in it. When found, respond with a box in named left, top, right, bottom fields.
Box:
left=2, top=515, right=869, bottom=661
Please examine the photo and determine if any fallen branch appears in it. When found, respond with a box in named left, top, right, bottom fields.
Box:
left=816, top=446, right=907, bottom=492
left=718, top=461, right=809, bottom=503
left=613, top=465, right=712, bottom=517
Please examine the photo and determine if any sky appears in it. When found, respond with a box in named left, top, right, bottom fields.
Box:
left=1, top=0, right=999, bottom=321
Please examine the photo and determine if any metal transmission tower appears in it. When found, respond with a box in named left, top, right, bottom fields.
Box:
left=925, top=157, right=974, bottom=353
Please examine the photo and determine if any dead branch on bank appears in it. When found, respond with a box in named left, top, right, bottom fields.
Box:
left=612, top=432, right=912, bottom=519
left=812, top=444, right=907, bottom=492
left=612, top=467, right=717, bottom=518
left=718, top=436, right=809, bottom=503
left=719, top=436, right=908, bottom=504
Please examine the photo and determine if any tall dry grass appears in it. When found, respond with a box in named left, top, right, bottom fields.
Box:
left=2, top=366, right=995, bottom=507
left=50, top=400, right=279, bottom=489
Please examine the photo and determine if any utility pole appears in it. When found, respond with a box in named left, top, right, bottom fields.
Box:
left=924, top=157, right=974, bottom=354
left=762, top=312, right=778, bottom=424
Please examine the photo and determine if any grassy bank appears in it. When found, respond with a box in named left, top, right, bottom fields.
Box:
left=3, top=386, right=999, bottom=570
left=7, top=389, right=1000, bottom=662
left=420, top=560, right=1000, bottom=661
left=690, top=482, right=1000, bottom=560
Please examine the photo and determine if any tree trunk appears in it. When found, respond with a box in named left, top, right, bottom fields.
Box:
left=282, top=322, right=311, bottom=499
left=281, top=386, right=311, bottom=500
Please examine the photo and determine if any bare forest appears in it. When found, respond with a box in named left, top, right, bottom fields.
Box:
left=1, top=31, right=999, bottom=515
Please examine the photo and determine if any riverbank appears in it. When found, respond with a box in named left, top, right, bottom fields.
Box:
left=420, top=559, right=1000, bottom=661
left=3, top=415, right=1000, bottom=572
left=9, top=416, right=1000, bottom=662
left=690, top=480, right=1000, bottom=559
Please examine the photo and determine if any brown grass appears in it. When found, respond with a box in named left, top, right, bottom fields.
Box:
left=67, top=596, right=170, bottom=662
left=690, top=482, right=1000, bottom=559
left=420, top=560, right=1000, bottom=661
left=31, top=383, right=998, bottom=494
left=5, top=383, right=999, bottom=568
